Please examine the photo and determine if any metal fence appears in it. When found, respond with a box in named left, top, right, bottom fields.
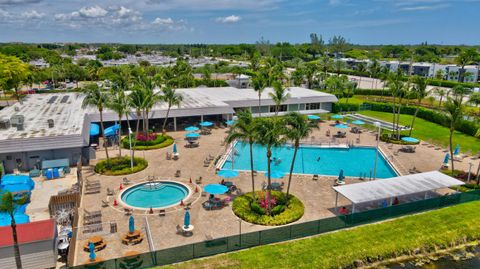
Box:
left=70, top=190, right=480, bottom=269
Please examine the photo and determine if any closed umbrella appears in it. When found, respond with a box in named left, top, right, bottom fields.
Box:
left=444, top=153, right=450, bottom=165
left=128, top=216, right=134, bottom=233
left=454, top=144, right=460, bottom=156
left=336, top=169, right=345, bottom=185
left=173, top=143, right=177, bottom=154
left=88, top=242, right=96, bottom=261
left=199, top=121, right=214, bottom=127
left=204, top=184, right=228, bottom=195
left=217, top=169, right=239, bottom=179
left=307, top=115, right=321, bottom=120
left=185, top=126, right=199, bottom=132
left=184, top=210, right=191, bottom=229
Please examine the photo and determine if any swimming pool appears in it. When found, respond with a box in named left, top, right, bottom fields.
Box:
left=222, top=142, right=397, bottom=179
left=120, top=181, right=190, bottom=209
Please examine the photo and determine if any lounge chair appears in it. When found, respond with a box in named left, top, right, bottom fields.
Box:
left=84, top=209, right=102, bottom=218
left=175, top=170, right=181, bottom=177
left=166, top=152, right=172, bottom=160
left=208, top=154, right=215, bottom=161
left=107, top=188, right=114, bottom=196
left=123, top=177, right=131, bottom=185
left=124, top=208, right=133, bottom=216
left=312, top=174, right=319, bottom=181
left=159, top=209, right=166, bottom=217
left=102, top=200, right=109, bottom=207
left=195, top=177, right=203, bottom=184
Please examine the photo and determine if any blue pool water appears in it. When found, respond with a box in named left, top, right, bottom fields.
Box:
left=222, top=142, right=397, bottom=179
left=121, top=181, right=190, bottom=209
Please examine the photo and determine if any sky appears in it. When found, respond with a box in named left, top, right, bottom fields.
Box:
left=0, top=0, right=479, bottom=44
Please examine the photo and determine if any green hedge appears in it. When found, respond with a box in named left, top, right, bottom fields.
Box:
left=121, top=134, right=174, bottom=150
left=94, top=156, right=148, bottom=176
left=233, top=191, right=304, bottom=226
left=355, top=89, right=392, bottom=96
left=332, top=102, right=361, bottom=113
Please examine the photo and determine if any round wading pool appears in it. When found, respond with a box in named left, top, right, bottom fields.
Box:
left=120, top=181, right=190, bottom=209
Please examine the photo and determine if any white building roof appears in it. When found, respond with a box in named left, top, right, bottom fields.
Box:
left=333, top=171, right=464, bottom=204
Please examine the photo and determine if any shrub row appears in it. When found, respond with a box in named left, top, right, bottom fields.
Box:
left=232, top=191, right=304, bottom=226
left=121, top=134, right=174, bottom=150
left=94, top=156, right=148, bottom=176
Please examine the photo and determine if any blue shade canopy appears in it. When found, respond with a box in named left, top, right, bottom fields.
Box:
left=90, top=123, right=100, bottom=136
left=335, top=124, right=349, bottom=129
left=307, top=115, right=321, bottom=120
left=0, top=175, right=35, bottom=192
left=129, top=216, right=134, bottom=233
left=217, top=169, right=239, bottom=178
left=352, top=120, right=365, bottom=125
left=173, top=143, right=177, bottom=153
left=338, top=169, right=345, bottom=181
left=444, top=153, right=450, bottom=164
left=1, top=184, right=33, bottom=193
left=264, top=170, right=285, bottom=179
left=184, top=210, right=190, bottom=228
left=0, top=213, right=30, bottom=227
left=104, top=124, right=120, bottom=137
left=331, top=114, right=344, bottom=119
left=199, top=121, right=214, bottom=127
left=185, top=133, right=200, bottom=138
left=454, top=144, right=460, bottom=155
left=185, top=126, right=199, bottom=132
left=401, top=137, right=419, bottom=143
left=89, top=242, right=96, bottom=261
left=226, top=120, right=236, bottom=126
left=204, top=184, right=228, bottom=195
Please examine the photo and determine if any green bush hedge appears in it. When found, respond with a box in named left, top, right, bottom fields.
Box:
left=233, top=191, right=304, bottom=226
left=355, top=89, right=392, bottom=96
left=332, top=102, right=361, bottom=113
left=121, top=134, right=174, bottom=150
left=94, top=156, right=148, bottom=176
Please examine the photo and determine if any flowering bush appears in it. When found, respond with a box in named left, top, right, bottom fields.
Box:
left=258, top=192, right=277, bottom=209
left=135, top=132, right=157, bottom=141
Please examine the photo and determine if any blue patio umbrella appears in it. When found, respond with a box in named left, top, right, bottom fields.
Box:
left=199, top=121, right=214, bottom=127
left=217, top=169, right=239, bottom=178
left=104, top=124, right=120, bottom=137
left=331, top=114, right=344, bottom=119
left=185, top=133, right=200, bottom=138
left=264, top=170, right=285, bottom=179
left=352, top=120, right=365, bottom=125
left=89, top=123, right=100, bottom=136
left=226, top=120, right=236, bottom=126
left=401, top=137, right=419, bottom=143
left=307, top=115, right=321, bottom=120
left=334, top=124, right=349, bottom=129
left=454, top=144, right=460, bottom=155
left=204, top=184, right=228, bottom=195
left=184, top=210, right=191, bottom=229
left=338, top=169, right=345, bottom=182
left=444, top=153, right=450, bottom=164
left=185, top=126, right=199, bottom=132
left=172, top=143, right=177, bottom=154
left=88, top=242, right=96, bottom=261
left=128, top=215, right=134, bottom=233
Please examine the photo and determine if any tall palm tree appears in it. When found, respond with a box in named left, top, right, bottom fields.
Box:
left=254, top=117, right=286, bottom=214
left=251, top=72, right=267, bottom=116
left=107, top=88, right=129, bottom=157
left=435, top=88, right=446, bottom=107
left=409, top=76, right=428, bottom=136
left=0, top=192, right=28, bottom=269
left=269, top=81, right=290, bottom=116
left=445, top=97, right=463, bottom=172
left=161, top=86, right=183, bottom=132
left=225, top=110, right=258, bottom=200
left=284, top=113, right=318, bottom=203
left=136, top=76, right=159, bottom=134
left=82, top=84, right=110, bottom=161
left=387, top=71, right=406, bottom=139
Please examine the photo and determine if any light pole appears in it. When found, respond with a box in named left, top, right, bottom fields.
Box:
left=467, top=162, right=473, bottom=183
left=238, top=218, right=242, bottom=247
left=373, top=121, right=381, bottom=180
left=128, top=127, right=133, bottom=171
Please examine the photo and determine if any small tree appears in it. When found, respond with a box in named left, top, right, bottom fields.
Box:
left=409, top=76, right=428, bottom=136
left=269, top=81, right=290, bottom=116
left=161, top=86, right=183, bottom=132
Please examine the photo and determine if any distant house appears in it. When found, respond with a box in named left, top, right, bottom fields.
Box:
left=0, top=219, right=57, bottom=269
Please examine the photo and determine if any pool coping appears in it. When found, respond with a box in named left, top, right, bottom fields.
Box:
left=218, top=142, right=400, bottom=179
left=117, top=179, right=193, bottom=211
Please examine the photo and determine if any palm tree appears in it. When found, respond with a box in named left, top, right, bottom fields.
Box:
left=269, top=81, right=290, bottom=116
left=136, top=76, right=159, bottom=134
left=435, top=88, right=446, bottom=107
left=0, top=192, right=28, bottom=269
left=455, top=48, right=479, bottom=82
left=387, top=71, right=406, bottom=139
left=225, top=110, right=258, bottom=200
left=161, top=86, right=183, bottom=132
left=107, top=88, right=130, bottom=157
left=475, top=128, right=480, bottom=185
left=445, top=97, right=464, bottom=172
left=284, top=113, right=318, bottom=203
left=251, top=72, right=267, bottom=116
left=254, top=117, right=286, bottom=214
left=82, top=84, right=110, bottom=161
left=409, top=76, right=428, bottom=136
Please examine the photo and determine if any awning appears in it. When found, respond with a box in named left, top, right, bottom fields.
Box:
left=41, top=158, right=69, bottom=170
left=104, top=124, right=120, bottom=137
left=90, top=123, right=100, bottom=136
left=333, top=171, right=465, bottom=204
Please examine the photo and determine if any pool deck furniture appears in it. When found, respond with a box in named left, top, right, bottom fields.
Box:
left=312, top=174, right=319, bottom=181
left=123, top=177, right=131, bottom=185
left=195, top=177, right=203, bottom=184
left=83, top=236, right=106, bottom=252
left=175, top=170, right=181, bottom=177
left=101, top=200, right=109, bottom=207
left=121, top=230, right=144, bottom=245
left=181, top=225, right=194, bottom=236
left=106, top=188, right=114, bottom=196
left=158, top=209, right=166, bottom=217
left=124, top=208, right=133, bottom=216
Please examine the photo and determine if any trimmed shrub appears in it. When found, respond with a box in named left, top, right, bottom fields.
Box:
left=332, top=102, right=361, bottom=113
left=121, top=134, right=174, bottom=150
left=94, top=156, right=148, bottom=176
left=233, top=191, right=304, bottom=226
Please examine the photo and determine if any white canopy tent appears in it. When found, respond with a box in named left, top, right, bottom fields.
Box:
left=333, top=171, right=465, bottom=213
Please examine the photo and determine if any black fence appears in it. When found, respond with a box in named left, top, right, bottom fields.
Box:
left=71, top=190, right=480, bottom=269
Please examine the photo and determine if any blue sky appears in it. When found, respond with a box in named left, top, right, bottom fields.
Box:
left=0, top=0, right=479, bottom=44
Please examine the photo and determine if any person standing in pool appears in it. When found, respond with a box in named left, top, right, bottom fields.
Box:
left=317, top=156, right=321, bottom=162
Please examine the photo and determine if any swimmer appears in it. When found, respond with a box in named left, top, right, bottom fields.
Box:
left=317, top=156, right=321, bottom=162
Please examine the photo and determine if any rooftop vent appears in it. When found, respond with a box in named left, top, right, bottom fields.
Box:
left=47, top=96, right=58, bottom=104
left=16, top=123, right=24, bottom=131
left=10, top=115, right=24, bottom=126
left=14, top=106, right=20, bottom=112
left=0, top=118, right=10, bottom=130
left=47, top=119, right=54, bottom=128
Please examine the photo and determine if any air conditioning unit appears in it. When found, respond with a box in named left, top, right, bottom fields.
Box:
left=47, top=119, right=54, bottom=128
left=10, top=115, right=24, bottom=126
left=0, top=118, right=10, bottom=130
left=16, top=123, right=24, bottom=131
left=14, top=106, right=20, bottom=112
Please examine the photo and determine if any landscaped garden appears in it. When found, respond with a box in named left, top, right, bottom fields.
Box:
left=121, top=133, right=174, bottom=150
left=163, top=200, right=480, bottom=269
left=94, top=156, right=148, bottom=176
left=233, top=191, right=304, bottom=226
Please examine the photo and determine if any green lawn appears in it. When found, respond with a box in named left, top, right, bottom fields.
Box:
left=358, top=110, right=480, bottom=154
left=338, top=96, right=365, bottom=105
left=161, top=200, right=480, bottom=269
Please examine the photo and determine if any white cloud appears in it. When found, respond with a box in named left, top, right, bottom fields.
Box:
left=215, top=15, right=241, bottom=23
left=22, top=10, right=45, bottom=19
left=151, top=17, right=187, bottom=31
left=399, top=3, right=449, bottom=11
left=147, top=0, right=279, bottom=11
left=0, top=0, right=42, bottom=5
left=78, top=5, right=108, bottom=18
left=0, top=8, right=10, bottom=18
left=152, top=17, right=174, bottom=25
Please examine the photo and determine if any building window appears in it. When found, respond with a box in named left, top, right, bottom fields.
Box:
left=270, top=105, right=287, bottom=113
left=306, top=103, right=320, bottom=110
left=288, top=104, right=299, bottom=111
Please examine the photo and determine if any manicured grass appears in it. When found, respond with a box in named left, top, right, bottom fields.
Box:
left=121, top=134, right=174, bottom=150
left=359, top=110, right=480, bottom=154
left=161, top=200, right=480, bottom=269
left=338, top=96, right=365, bottom=105
left=94, top=156, right=148, bottom=176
